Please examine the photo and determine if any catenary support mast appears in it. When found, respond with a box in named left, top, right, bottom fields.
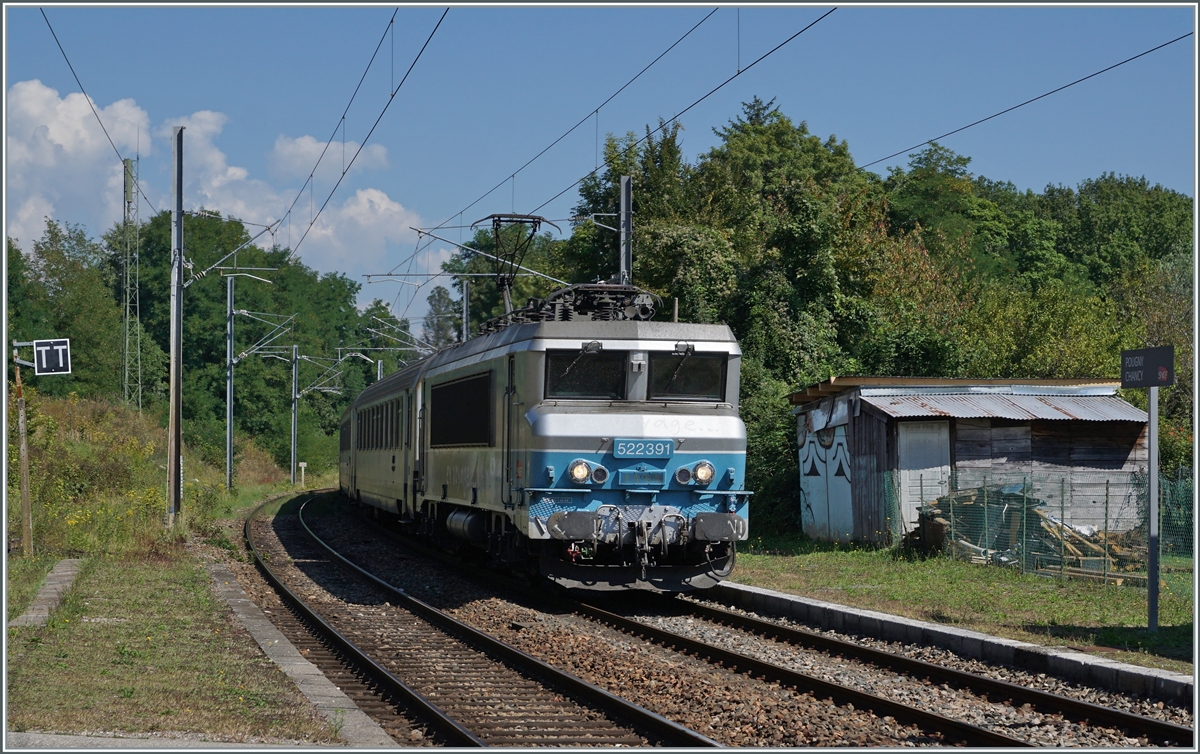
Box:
left=166, top=127, right=184, bottom=526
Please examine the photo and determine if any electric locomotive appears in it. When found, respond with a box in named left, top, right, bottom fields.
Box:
left=339, top=283, right=751, bottom=591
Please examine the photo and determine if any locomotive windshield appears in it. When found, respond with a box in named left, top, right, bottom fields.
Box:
left=545, top=349, right=627, bottom=399
left=648, top=352, right=727, bottom=401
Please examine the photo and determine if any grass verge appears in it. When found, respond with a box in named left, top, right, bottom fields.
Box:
left=5, top=549, right=337, bottom=744
left=733, top=536, right=1193, bottom=674
left=6, top=553, right=60, bottom=622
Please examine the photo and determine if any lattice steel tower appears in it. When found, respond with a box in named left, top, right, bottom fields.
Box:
left=121, top=158, right=143, bottom=410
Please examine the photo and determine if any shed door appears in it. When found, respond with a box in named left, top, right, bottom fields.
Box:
left=898, top=421, right=950, bottom=531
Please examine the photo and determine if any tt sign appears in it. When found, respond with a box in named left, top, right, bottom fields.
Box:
left=33, top=339, right=71, bottom=376
left=1121, top=345, right=1174, bottom=389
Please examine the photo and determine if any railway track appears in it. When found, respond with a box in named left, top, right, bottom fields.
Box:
left=295, top=500, right=1037, bottom=747
left=579, top=596, right=1194, bottom=748
left=298, top=496, right=1194, bottom=747
left=246, top=500, right=719, bottom=747
left=246, top=592, right=441, bottom=745
left=668, top=596, right=1196, bottom=747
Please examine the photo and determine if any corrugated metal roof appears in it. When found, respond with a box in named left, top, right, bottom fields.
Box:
left=859, top=393, right=1148, bottom=422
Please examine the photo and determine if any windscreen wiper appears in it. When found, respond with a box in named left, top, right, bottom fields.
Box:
left=561, top=352, right=587, bottom=377
left=664, top=352, right=691, bottom=390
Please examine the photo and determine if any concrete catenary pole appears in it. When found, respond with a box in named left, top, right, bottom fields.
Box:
left=461, top=280, right=470, bottom=342
left=291, top=344, right=299, bottom=485
left=618, top=176, right=632, bottom=285
left=166, top=127, right=185, bottom=526
left=226, top=275, right=234, bottom=491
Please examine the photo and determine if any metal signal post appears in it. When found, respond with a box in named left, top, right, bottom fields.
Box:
left=12, top=338, right=74, bottom=555
left=224, top=272, right=275, bottom=490
left=292, top=344, right=299, bottom=485
left=12, top=360, right=31, bottom=556
left=1121, top=345, right=1176, bottom=632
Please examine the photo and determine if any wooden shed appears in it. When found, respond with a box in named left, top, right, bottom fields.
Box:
left=789, top=378, right=1149, bottom=544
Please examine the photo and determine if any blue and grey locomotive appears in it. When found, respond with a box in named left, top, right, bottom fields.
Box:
left=339, top=283, right=751, bottom=591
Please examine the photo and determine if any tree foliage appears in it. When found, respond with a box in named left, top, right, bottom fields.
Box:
left=463, top=98, right=1191, bottom=523
left=8, top=98, right=1192, bottom=511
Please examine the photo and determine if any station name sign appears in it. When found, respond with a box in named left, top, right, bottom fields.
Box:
left=1121, top=345, right=1174, bottom=389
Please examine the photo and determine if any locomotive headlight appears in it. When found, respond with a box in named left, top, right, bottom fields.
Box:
left=591, top=465, right=609, bottom=484
left=674, top=466, right=692, bottom=485
left=568, top=460, right=592, bottom=484
left=693, top=461, right=716, bottom=485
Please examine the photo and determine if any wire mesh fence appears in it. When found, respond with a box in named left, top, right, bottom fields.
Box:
left=894, top=468, right=1193, bottom=598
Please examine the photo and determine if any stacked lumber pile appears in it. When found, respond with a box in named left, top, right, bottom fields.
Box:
left=904, top=485, right=1148, bottom=585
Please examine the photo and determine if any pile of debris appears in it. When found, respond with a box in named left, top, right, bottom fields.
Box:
left=904, top=484, right=1148, bottom=585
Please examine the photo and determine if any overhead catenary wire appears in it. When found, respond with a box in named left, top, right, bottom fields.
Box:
left=275, top=7, right=399, bottom=244
left=858, top=31, right=1194, bottom=171
left=40, top=8, right=157, bottom=214
left=394, top=8, right=832, bottom=325
left=527, top=7, right=838, bottom=215
left=285, top=8, right=449, bottom=260
left=391, top=7, right=723, bottom=322
left=427, top=7, right=720, bottom=236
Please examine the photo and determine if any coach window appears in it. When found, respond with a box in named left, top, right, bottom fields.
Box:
left=545, top=349, right=627, bottom=400
left=648, top=351, right=727, bottom=402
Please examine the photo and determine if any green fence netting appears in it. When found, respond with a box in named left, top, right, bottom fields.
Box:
left=902, top=468, right=1193, bottom=598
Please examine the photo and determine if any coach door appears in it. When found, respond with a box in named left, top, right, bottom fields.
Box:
left=349, top=410, right=357, bottom=497
left=401, top=392, right=411, bottom=516
left=504, top=355, right=518, bottom=507
left=414, top=383, right=426, bottom=500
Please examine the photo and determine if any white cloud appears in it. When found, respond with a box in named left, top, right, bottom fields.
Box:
left=5, top=78, right=436, bottom=319
left=268, top=133, right=388, bottom=184
left=5, top=79, right=150, bottom=247
left=287, top=187, right=421, bottom=272
left=7, top=195, right=57, bottom=248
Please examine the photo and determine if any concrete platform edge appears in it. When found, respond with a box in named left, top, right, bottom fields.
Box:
left=714, top=581, right=1194, bottom=703
left=207, top=562, right=395, bottom=747
left=3, top=731, right=312, bottom=749
left=8, top=558, right=83, bottom=628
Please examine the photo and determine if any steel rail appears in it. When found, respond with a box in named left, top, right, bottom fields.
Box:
left=681, top=597, right=1195, bottom=746
left=311, top=500, right=1021, bottom=747
left=572, top=598, right=1032, bottom=748
left=296, top=499, right=723, bottom=747
left=244, top=502, right=486, bottom=747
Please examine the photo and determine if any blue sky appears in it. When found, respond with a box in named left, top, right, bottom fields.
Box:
left=5, top=4, right=1195, bottom=327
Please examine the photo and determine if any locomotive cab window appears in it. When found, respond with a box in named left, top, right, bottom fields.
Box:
left=648, top=351, right=727, bottom=401
left=545, top=349, right=627, bottom=400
